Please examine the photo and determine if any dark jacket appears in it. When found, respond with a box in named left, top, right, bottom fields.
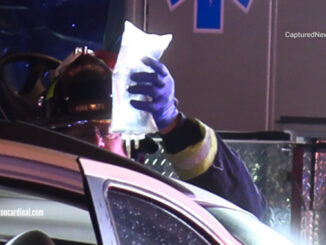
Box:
left=160, top=115, right=267, bottom=219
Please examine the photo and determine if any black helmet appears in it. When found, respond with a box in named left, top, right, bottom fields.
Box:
left=44, top=49, right=112, bottom=127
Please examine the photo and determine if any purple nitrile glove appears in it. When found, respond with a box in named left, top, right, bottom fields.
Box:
left=128, top=56, right=178, bottom=130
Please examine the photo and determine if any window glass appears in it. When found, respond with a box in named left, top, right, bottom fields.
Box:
left=0, top=186, right=96, bottom=244
left=0, top=0, right=124, bottom=103
left=207, top=207, right=293, bottom=245
left=3, top=61, right=30, bottom=92
left=0, top=0, right=124, bottom=59
left=107, top=188, right=212, bottom=245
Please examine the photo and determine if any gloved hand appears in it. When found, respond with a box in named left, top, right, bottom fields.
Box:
left=128, top=57, right=179, bottom=130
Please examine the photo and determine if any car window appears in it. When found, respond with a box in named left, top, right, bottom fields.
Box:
left=207, top=207, right=293, bottom=245
left=0, top=186, right=96, bottom=245
left=0, top=0, right=123, bottom=59
left=107, top=188, right=213, bottom=245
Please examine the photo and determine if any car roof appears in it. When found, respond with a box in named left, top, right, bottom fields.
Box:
left=0, top=119, right=193, bottom=196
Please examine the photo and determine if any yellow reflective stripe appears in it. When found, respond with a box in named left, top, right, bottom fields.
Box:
left=165, top=120, right=218, bottom=180
left=165, top=120, right=207, bottom=167
left=176, top=127, right=217, bottom=180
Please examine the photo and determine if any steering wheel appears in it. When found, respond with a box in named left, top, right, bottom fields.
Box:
left=0, top=52, right=61, bottom=121
left=5, top=230, right=55, bottom=245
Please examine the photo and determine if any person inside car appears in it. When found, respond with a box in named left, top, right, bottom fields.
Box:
left=43, top=48, right=267, bottom=220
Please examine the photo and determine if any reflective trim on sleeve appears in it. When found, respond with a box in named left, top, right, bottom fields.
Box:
left=45, top=79, right=58, bottom=100
left=165, top=120, right=218, bottom=180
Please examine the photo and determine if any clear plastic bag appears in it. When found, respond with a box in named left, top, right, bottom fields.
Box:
left=110, top=21, right=172, bottom=139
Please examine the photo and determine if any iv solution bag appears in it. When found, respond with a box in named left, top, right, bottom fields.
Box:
left=110, top=21, right=173, bottom=138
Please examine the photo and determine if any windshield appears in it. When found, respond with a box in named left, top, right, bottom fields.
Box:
left=207, top=207, right=294, bottom=245
left=0, top=0, right=124, bottom=60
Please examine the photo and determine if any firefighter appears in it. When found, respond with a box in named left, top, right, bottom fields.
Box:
left=44, top=49, right=267, bottom=219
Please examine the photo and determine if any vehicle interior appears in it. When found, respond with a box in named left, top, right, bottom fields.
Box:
left=0, top=0, right=124, bottom=122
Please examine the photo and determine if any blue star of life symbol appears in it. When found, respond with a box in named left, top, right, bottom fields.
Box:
left=167, top=0, right=252, bottom=33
